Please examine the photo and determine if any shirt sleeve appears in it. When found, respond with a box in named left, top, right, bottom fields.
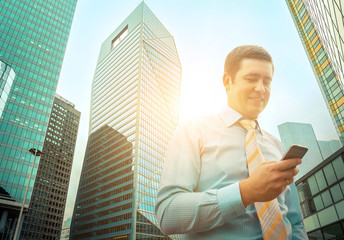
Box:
left=155, top=122, right=246, bottom=235
left=285, top=183, right=309, bottom=239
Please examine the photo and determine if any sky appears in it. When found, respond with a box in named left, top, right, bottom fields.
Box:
left=56, top=0, right=340, bottom=221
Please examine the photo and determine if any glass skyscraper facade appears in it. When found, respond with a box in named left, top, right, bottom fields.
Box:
left=278, top=122, right=325, bottom=180
left=60, top=217, right=72, bottom=240
left=300, top=1, right=344, bottom=85
left=278, top=122, right=341, bottom=180
left=0, top=0, right=78, bottom=237
left=318, top=140, right=342, bottom=160
left=20, top=94, right=80, bottom=239
left=296, top=146, right=344, bottom=239
left=286, top=0, right=344, bottom=144
left=71, top=2, right=181, bottom=240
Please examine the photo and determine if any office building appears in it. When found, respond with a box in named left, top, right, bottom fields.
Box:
left=71, top=2, right=181, bottom=240
left=278, top=122, right=341, bottom=180
left=286, top=0, right=344, bottom=144
left=60, top=217, right=72, bottom=240
left=0, top=60, right=15, bottom=117
left=298, top=1, right=344, bottom=84
left=295, top=146, right=344, bottom=239
left=318, top=140, right=342, bottom=160
left=0, top=0, right=78, bottom=237
left=20, top=94, right=80, bottom=239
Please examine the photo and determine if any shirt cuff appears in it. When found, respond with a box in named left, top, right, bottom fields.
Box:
left=217, top=182, right=246, bottom=222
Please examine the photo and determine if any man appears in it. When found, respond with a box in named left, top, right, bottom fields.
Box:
left=155, top=45, right=308, bottom=239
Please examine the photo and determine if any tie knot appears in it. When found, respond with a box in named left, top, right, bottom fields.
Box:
left=239, top=119, right=257, bottom=131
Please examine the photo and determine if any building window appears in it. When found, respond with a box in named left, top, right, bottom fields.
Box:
left=318, top=206, right=338, bottom=226
left=335, top=200, right=344, bottom=219
left=307, top=230, right=323, bottom=240
left=324, top=164, right=337, bottom=185
left=333, top=157, right=344, bottom=179
left=315, top=170, right=327, bottom=191
left=321, top=190, right=332, bottom=208
left=313, top=195, right=324, bottom=211
left=330, top=185, right=343, bottom=203
left=322, top=222, right=343, bottom=239
left=309, top=175, right=320, bottom=195
left=112, top=25, right=128, bottom=49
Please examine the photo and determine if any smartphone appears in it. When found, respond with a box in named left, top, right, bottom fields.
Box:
left=281, top=144, right=308, bottom=160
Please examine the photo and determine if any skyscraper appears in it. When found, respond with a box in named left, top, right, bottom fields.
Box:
left=71, top=2, right=181, bottom=240
left=318, top=140, right=342, bottom=160
left=279, top=122, right=324, bottom=180
left=60, top=217, right=72, bottom=240
left=286, top=0, right=344, bottom=144
left=278, top=122, right=341, bottom=180
left=20, top=94, right=80, bottom=239
left=299, top=1, right=344, bottom=84
left=295, top=146, right=344, bottom=238
left=0, top=0, right=78, bottom=237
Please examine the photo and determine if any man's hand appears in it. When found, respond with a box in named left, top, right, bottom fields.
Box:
left=239, top=158, right=301, bottom=208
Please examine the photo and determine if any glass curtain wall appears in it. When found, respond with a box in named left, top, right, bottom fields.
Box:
left=296, top=147, right=344, bottom=239
left=0, top=0, right=78, bottom=207
left=286, top=0, right=344, bottom=144
left=71, top=3, right=181, bottom=240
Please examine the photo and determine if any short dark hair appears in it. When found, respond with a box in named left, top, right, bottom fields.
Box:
left=224, top=45, right=274, bottom=80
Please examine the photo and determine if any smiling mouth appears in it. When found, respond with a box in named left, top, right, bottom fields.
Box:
left=250, top=97, right=264, bottom=102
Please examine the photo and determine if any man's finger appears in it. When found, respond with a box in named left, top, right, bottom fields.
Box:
left=280, top=168, right=299, bottom=180
left=276, top=158, right=301, bottom=170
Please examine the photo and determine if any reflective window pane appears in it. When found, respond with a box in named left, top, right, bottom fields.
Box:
left=340, top=180, right=344, bottom=194
left=307, top=230, right=323, bottom=240
left=318, top=206, right=338, bottom=226
left=335, top=200, right=344, bottom=219
left=321, top=190, right=333, bottom=207
left=309, top=175, right=320, bottom=195
left=304, top=214, right=320, bottom=232
left=333, top=157, right=344, bottom=180
left=314, top=195, right=324, bottom=211
left=330, top=184, right=343, bottom=203
left=324, top=164, right=337, bottom=185
left=322, top=223, right=343, bottom=240
left=315, top=170, right=327, bottom=191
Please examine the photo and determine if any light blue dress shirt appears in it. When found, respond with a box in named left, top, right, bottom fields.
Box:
left=155, top=106, right=308, bottom=240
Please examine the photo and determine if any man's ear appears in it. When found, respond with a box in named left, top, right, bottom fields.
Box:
left=223, top=72, right=231, bottom=92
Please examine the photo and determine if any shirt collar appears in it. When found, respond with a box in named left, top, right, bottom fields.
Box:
left=219, top=106, right=263, bottom=133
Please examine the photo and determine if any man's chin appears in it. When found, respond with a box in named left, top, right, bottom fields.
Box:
left=243, top=108, right=264, bottom=119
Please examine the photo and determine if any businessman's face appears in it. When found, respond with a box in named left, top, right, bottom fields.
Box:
left=224, top=58, right=273, bottom=119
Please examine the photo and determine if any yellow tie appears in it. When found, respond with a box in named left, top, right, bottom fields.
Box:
left=239, top=119, right=288, bottom=240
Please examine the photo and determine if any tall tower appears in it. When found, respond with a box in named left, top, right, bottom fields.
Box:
left=0, top=0, right=78, bottom=237
left=20, top=94, right=80, bottom=239
left=71, top=2, right=182, bottom=240
left=286, top=0, right=344, bottom=144
left=278, top=122, right=341, bottom=180
left=278, top=122, right=324, bottom=180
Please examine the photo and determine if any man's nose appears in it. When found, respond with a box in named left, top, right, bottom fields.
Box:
left=254, top=80, right=265, bottom=93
